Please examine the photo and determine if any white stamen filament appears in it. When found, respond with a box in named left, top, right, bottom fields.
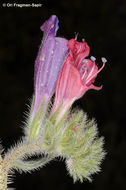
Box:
left=81, top=68, right=87, bottom=80
left=75, top=32, right=79, bottom=40
left=86, top=63, right=96, bottom=81
left=86, top=61, right=105, bottom=85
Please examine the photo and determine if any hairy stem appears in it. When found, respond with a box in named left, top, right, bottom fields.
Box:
left=3, top=141, right=45, bottom=171
left=0, top=156, right=7, bottom=190
left=13, top=156, right=54, bottom=172
left=1, top=140, right=57, bottom=190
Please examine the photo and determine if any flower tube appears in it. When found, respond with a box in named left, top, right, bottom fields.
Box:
left=32, top=15, right=69, bottom=118
left=52, top=38, right=106, bottom=119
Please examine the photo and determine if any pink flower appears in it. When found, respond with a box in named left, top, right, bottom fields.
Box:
left=52, top=38, right=106, bottom=118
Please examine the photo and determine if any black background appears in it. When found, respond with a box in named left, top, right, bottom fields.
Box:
left=0, top=0, right=126, bottom=189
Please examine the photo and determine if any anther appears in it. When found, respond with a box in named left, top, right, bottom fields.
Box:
left=82, top=65, right=86, bottom=70
left=82, top=59, right=88, bottom=63
left=90, top=56, right=96, bottom=62
left=101, top=57, right=107, bottom=63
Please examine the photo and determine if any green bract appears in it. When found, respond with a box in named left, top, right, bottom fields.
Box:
left=43, top=107, right=105, bottom=182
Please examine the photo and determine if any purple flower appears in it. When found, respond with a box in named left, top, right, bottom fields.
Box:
left=32, top=15, right=68, bottom=117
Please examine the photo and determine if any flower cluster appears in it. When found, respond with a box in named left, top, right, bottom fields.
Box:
left=32, top=15, right=106, bottom=121
left=26, top=15, right=106, bottom=182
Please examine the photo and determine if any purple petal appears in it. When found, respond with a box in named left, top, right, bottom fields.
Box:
left=44, top=37, right=69, bottom=95
left=34, top=37, right=68, bottom=114
left=32, top=15, right=68, bottom=116
left=40, top=15, right=59, bottom=39
left=34, top=15, right=59, bottom=88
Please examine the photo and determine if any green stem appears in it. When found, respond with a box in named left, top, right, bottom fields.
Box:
left=0, top=156, right=7, bottom=190
left=2, top=140, right=57, bottom=189
left=3, top=141, right=45, bottom=171
left=13, top=156, right=54, bottom=172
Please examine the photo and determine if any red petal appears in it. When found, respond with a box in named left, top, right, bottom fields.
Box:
left=67, top=39, right=90, bottom=60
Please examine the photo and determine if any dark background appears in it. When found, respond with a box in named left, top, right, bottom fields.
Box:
left=0, top=0, right=126, bottom=189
